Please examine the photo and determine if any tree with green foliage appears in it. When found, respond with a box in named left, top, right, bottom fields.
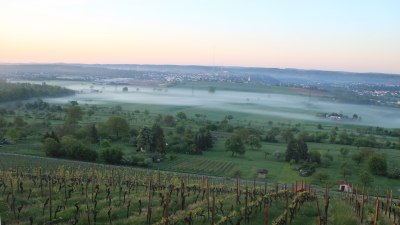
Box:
left=65, top=105, right=83, bottom=124
left=137, top=127, right=153, bottom=152
left=60, top=136, right=98, bottom=161
left=106, top=116, right=129, bottom=138
left=314, top=172, right=329, bottom=183
left=151, top=123, right=166, bottom=154
left=101, top=147, right=124, bottom=164
left=338, top=131, right=353, bottom=145
left=42, top=131, right=59, bottom=143
left=176, top=112, right=187, bottom=120
left=285, top=138, right=308, bottom=163
left=359, top=170, right=374, bottom=186
left=339, top=148, right=350, bottom=160
left=340, top=162, right=351, bottom=178
left=6, top=127, right=22, bottom=142
left=42, top=138, right=62, bottom=157
left=163, top=115, right=175, bottom=127
left=368, top=154, right=387, bottom=175
left=351, top=152, right=364, bottom=165
left=89, top=123, right=99, bottom=144
left=194, top=128, right=213, bottom=152
left=265, top=127, right=280, bottom=143
left=321, top=152, right=334, bottom=167
left=247, top=135, right=261, bottom=150
left=309, top=150, right=321, bottom=164
left=281, top=128, right=294, bottom=143
left=329, top=127, right=337, bottom=143
left=225, top=134, right=245, bottom=157
left=13, top=116, right=27, bottom=127
left=0, top=82, right=73, bottom=102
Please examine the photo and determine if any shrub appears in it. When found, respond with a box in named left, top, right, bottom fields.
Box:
left=309, top=150, right=321, bottom=164
left=61, top=136, right=98, bottom=162
left=368, top=154, right=387, bottom=176
left=42, top=138, right=63, bottom=157
left=101, top=147, right=124, bottom=164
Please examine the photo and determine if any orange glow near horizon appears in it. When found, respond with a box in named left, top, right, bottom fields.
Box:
left=1, top=0, right=399, bottom=74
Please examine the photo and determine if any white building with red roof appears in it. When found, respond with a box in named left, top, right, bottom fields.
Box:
left=339, top=180, right=352, bottom=192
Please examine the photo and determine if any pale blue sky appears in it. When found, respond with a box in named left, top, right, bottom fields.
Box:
left=1, top=0, right=399, bottom=73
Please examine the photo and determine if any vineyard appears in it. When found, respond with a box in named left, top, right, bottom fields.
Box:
left=157, top=158, right=239, bottom=177
left=0, top=153, right=396, bottom=225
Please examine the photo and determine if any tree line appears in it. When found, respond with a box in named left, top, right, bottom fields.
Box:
left=0, top=81, right=74, bottom=102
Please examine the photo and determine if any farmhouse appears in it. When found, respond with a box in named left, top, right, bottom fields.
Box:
left=257, top=169, right=268, bottom=179
left=339, top=180, right=352, bottom=192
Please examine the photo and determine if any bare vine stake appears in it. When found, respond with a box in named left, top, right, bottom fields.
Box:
left=361, top=186, right=365, bottom=223
left=158, top=170, right=161, bottom=191
left=206, top=176, right=210, bottom=220
left=324, top=184, right=329, bottom=225
left=64, top=169, right=67, bottom=206
left=265, top=207, right=269, bottom=225
left=285, top=184, right=288, bottom=225
left=147, top=175, right=152, bottom=225
left=126, top=199, right=131, bottom=218
left=49, top=176, right=53, bottom=221
left=85, top=180, right=91, bottom=225
left=245, top=186, right=248, bottom=223
left=385, top=189, right=389, bottom=216
left=180, top=178, right=184, bottom=210
left=211, top=192, right=215, bottom=225
left=389, top=189, right=392, bottom=219
left=315, top=196, right=321, bottom=225
left=40, top=168, right=43, bottom=196
left=373, top=192, right=379, bottom=225
left=165, top=192, right=169, bottom=225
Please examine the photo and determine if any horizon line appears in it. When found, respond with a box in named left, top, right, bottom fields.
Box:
left=0, top=62, right=399, bottom=76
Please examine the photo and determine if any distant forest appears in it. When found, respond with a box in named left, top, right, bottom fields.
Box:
left=0, top=80, right=74, bottom=102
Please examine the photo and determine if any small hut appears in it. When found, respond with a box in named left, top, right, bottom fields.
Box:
left=257, top=169, right=268, bottom=179
left=339, top=180, right=352, bottom=192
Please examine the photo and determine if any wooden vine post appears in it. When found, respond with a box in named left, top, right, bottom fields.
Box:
left=285, top=184, right=288, bottom=225
left=211, top=192, right=215, bottom=225
left=147, top=175, right=152, bottom=225
left=361, top=186, right=365, bottom=223
left=373, top=192, right=379, bottom=225
left=206, top=176, right=210, bottom=220
left=85, top=179, right=91, bottom=225
left=49, top=176, right=53, bottom=222
left=165, top=192, right=169, bottom=225
left=236, top=174, right=240, bottom=204
left=324, top=184, right=329, bottom=225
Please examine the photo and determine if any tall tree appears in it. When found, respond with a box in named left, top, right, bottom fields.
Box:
left=368, top=154, right=387, bottom=175
left=225, top=134, right=245, bottom=157
left=339, top=148, right=350, bottom=160
left=89, top=123, right=99, bottom=144
left=247, top=135, right=261, bottom=150
left=176, top=112, right=187, bottom=120
left=65, top=105, right=83, bottom=124
left=359, top=170, right=374, bottom=186
left=285, top=138, right=308, bottom=163
left=137, top=127, right=153, bottom=152
left=194, top=129, right=213, bottom=152
left=285, top=139, right=298, bottom=162
left=106, top=116, right=129, bottom=138
left=151, top=123, right=166, bottom=154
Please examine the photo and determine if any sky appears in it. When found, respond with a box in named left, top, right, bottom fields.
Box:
left=0, top=0, right=399, bottom=74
